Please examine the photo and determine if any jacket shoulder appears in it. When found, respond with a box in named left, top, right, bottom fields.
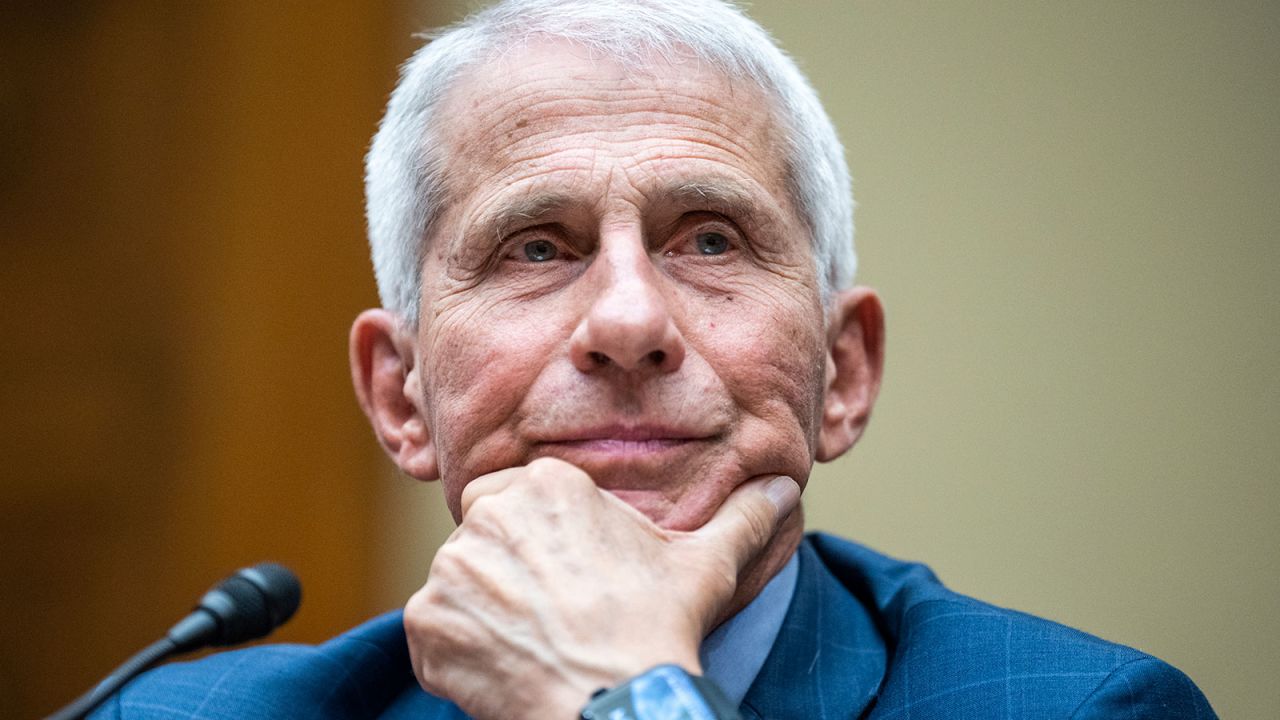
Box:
left=1068, top=656, right=1217, bottom=719
left=805, top=533, right=1217, bottom=719
left=91, top=612, right=428, bottom=719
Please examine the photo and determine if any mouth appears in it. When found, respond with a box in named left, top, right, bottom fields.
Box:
left=532, top=424, right=716, bottom=462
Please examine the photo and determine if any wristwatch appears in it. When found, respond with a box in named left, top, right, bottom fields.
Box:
left=579, top=664, right=741, bottom=720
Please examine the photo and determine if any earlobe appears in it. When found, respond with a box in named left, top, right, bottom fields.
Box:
left=349, top=309, right=439, bottom=481
left=815, top=287, right=885, bottom=462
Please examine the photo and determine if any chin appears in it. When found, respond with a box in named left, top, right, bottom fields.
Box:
left=604, top=488, right=686, bottom=528
left=606, top=484, right=738, bottom=533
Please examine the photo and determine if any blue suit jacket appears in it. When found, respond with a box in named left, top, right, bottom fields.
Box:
left=92, top=533, right=1216, bottom=718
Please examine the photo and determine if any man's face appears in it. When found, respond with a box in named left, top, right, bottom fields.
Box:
left=412, top=41, right=830, bottom=530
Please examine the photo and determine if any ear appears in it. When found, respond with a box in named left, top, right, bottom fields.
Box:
left=349, top=309, right=439, bottom=481
left=816, top=287, right=885, bottom=462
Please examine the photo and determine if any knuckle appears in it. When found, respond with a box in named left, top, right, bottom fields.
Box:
left=416, top=664, right=446, bottom=698
left=525, top=457, right=558, bottom=484
left=403, top=591, right=448, bottom=656
left=465, top=493, right=499, bottom=523
left=459, top=480, right=485, bottom=512
left=427, top=542, right=468, bottom=583
left=564, top=464, right=594, bottom=489
left=403, top=587, right=432, bottom=626
left=526, top=456, right=568, bottom=476
left=407, top=627, right=451, bottom=697
left=523, top=459, right=554, bottom=490
left=460, top=497, right=514, bottom=543
left=526, top=457, right=592, bottom=492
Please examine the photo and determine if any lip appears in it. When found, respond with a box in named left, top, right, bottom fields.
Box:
left=541, top=423, right=710, bottom=443
left=533, top=423, right=715, bottom=460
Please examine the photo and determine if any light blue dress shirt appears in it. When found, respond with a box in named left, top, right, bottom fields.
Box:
left=698, top=551, right=799, bottom=705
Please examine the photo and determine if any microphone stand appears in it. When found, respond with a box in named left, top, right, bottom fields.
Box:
left=45, top=563, right=299, bottom=720
left=47, top=637, right=179, bottom=720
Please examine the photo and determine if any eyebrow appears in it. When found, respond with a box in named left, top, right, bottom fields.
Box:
left=664, top=178, right=760, bottom=220
left=478, top=193, right=577, bottom=245
left=468, top=176, right=777, bottom=251
left=657, top=177, right=786, bottom=243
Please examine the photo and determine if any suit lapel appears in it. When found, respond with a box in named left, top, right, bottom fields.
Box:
left=740, top=539, right=887, bottom=719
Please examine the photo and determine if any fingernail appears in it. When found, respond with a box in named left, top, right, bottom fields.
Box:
left=763, top=476, right=800, bottom=517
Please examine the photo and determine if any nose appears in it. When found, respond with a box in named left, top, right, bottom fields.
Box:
left=568, top=242, right=685, bottom=375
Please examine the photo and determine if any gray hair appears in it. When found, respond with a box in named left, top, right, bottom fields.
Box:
left=365, top=0, right=855, bottom=323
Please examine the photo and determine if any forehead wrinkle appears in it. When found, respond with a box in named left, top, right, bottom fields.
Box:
left=462, top=47, right=732, bottom=114
left=450, top=62, right=772, bottom=160
left=507, top=100, right=766, bottom=168
left=442, top=58, right=783, bottom=194
left=439, top=49, right=802, bottom=259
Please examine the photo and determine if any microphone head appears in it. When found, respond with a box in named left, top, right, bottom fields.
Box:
left=237, top=562, right=302, bottom=628
left=197, top=562, right=302, bottom=646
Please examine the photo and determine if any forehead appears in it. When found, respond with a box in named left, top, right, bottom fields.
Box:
left=434, top=39, right=794, bottom=219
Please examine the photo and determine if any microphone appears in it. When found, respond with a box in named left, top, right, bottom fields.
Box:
left=169, top=562, right=302, bottom=651
left=47, top=562, right=302, bottom=720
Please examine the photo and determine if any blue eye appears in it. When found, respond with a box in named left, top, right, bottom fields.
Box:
left=695, top=231, right=730, bottom=255
left=523, top=239, right=558, bottom=262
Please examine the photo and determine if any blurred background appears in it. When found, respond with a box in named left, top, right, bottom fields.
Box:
left=1, top=1, right=1275, bottom=717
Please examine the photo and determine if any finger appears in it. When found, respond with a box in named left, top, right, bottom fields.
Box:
left=458, top=457, right=592, bottom=519
left=692, top=475, right=800, bottom=572
left=458, top=465, right=526, bottom=519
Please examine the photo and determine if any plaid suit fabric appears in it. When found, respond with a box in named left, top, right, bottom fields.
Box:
left=93, top=534, right=1215, bottom=719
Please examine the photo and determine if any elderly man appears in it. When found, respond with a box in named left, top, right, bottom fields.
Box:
left=95, top=1, right=1215, bottom=718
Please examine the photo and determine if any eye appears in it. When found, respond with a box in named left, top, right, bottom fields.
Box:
left=694, top=231, right=730, bottom=256
left=522, top=239, right=558, bottom=262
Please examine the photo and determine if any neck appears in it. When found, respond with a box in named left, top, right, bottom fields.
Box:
left=712, top=502, right=805, bottom=631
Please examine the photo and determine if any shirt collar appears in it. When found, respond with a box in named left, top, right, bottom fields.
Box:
left=698, top=550, right=799, bottom=706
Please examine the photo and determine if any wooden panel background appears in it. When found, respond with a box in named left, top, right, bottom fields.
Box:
left=4, top=2, right=1276, bottom=718
left=0, top=2, right=441, bottom=715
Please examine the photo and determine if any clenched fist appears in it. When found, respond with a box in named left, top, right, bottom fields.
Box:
left=404, top=458, right=800, bottom=720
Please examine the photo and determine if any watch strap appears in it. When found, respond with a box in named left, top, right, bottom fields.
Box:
left=580, top=664, right=741, bottom=720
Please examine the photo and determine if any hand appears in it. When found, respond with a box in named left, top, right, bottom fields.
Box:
left=403, top=457, right=800, bottom=720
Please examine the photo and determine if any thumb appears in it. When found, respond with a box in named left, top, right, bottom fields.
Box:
left=692, top=475, right=800, bottom=574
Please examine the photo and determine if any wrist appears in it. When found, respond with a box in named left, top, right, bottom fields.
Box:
left=579, top=664, right=740, bottom=720
left=538, top=644, right=705, bottom=719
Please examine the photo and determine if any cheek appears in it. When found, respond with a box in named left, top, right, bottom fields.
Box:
left=702, top=297, right=827, bottom=453
left=419, top=304, right=557, bottom=476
